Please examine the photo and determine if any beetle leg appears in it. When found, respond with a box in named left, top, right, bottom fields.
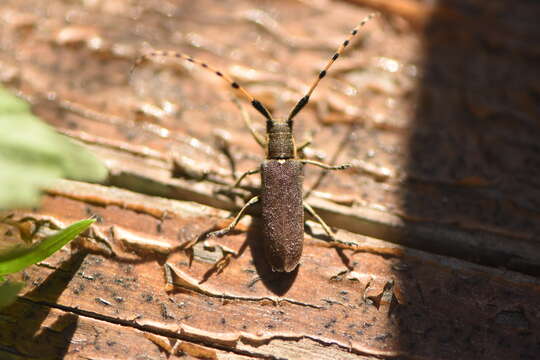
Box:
left=207, top=196, right=260, bottom=238
left=232, top=168, right=260, bottom=188
left=217, top=168, right=259, bottom=200
left=303, top=201, right=355, bottom=246
left=303, top=201, right=336, bottom=240
left=300, top=159, right=350, bottom=170
left=296, top=138, right=312, bottom=153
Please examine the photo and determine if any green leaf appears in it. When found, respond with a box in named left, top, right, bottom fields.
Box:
left=0, top=219, right=95, bottom=276
left=0, top=280, right=24, bottom=308
left=0, top=86, right=107, bottom=210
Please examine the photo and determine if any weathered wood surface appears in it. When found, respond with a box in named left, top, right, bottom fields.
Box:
left=1, top=0, right=540, bottom=359
left=3, top=181, right=540, bottom=359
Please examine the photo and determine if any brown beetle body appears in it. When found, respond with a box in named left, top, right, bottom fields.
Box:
left=261, top=159, right=304, bottom=272
left=136, top=14, right=377, bottom=273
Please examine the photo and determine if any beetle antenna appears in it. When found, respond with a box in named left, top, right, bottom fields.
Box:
left=131, top=50, right=274, bottom=123
left=286, top=13, right=378, bottom=124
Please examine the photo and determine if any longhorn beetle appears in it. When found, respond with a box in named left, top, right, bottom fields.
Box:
left=132, top=13, right=377, bottom=272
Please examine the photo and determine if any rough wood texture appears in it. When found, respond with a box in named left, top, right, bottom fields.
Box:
left=1, top=0, right=539, bottom=359
left=2, top=181, right=540, bottom=359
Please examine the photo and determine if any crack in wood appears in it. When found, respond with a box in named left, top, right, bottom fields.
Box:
left=164, top=263, right=322, bottom=309
left=16, top=297, right=274, bottom=359
left=17, top=295, right=398, bottom=359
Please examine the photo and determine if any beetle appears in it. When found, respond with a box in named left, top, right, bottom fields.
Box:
left=132, top=13, right=377, bottom=272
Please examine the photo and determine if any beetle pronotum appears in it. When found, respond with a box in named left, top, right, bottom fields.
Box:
left=133, top=13, right=377, bottom=272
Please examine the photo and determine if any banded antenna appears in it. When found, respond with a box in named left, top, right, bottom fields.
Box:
left=130, top=12, right=377, bottom=126
left=131, top=50, right=273, bottom=124
left=287, top=13, right=378, bottom=124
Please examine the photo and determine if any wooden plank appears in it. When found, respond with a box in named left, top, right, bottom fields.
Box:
left=1, top=0, right=540, bottom=358
left=0, top=299, right=251, bottom=360
left=0, top=0, right=537, bottom=273
left=2, top=181, right=539, bottom=359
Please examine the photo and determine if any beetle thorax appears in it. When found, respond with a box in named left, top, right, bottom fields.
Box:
left=267, top=121, right=294, bottom=159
